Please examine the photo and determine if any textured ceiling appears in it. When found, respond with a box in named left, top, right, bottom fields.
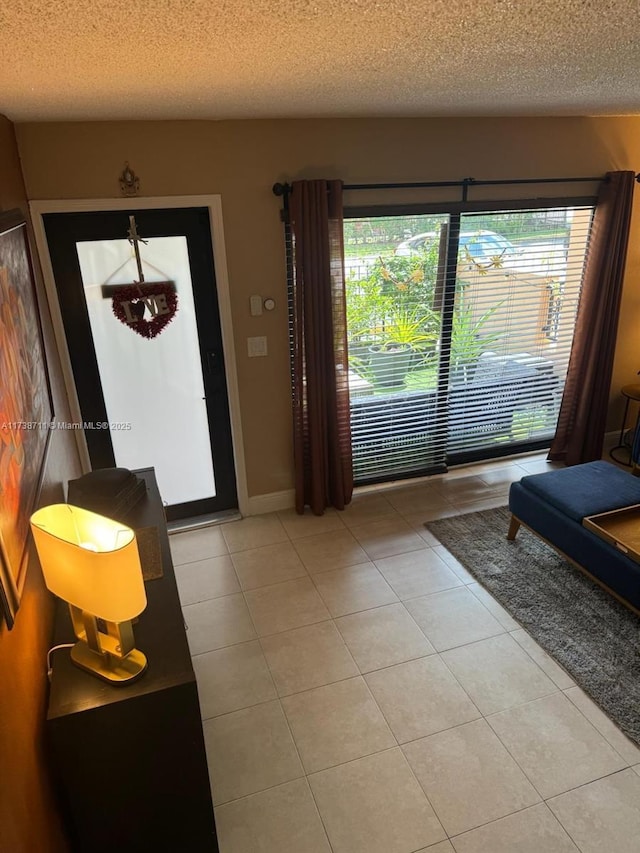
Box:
left=2, top=0, right=640, bottom=122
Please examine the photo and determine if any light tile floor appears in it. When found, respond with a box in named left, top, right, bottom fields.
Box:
left=172, top=452, right=640, bottom=853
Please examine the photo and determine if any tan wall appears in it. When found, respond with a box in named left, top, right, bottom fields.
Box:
left=15, top=116, right=640, bottom=496
left=0, top=115, right=79, bottom=853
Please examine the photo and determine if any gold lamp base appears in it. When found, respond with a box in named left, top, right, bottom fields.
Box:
left=71, top=641, right=148, bottom=685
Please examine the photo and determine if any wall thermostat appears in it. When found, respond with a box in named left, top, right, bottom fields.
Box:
left=264, top=298, right=276, bottom=311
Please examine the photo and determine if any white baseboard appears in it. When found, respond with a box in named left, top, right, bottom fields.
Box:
left=246, top=489, right=296, bottom=516
left=245, top=432, right=623, bottom=517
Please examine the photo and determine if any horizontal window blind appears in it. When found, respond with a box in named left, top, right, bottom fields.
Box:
left=345, top=206, right=594, bottom=484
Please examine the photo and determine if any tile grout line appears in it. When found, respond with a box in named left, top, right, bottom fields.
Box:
left=481, top=693, right=627, bottom=806
left=300, top=775, right=338, bottom=853
left=444, top=801, right=567, bottom=847
left=561, top=686, right=640, bottom=764
left=545, top=765, right=638, bottom=802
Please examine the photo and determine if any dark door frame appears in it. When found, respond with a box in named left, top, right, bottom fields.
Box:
left=30, top=196, right=249, bottom=515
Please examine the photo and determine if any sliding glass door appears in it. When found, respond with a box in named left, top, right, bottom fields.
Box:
left=345, top=204, right=594, bottom=484
left=346, top=213, right=450, bottom=481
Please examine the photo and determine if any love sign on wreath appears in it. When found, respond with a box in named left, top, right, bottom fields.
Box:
left=112, top=282, right=178, bottom=339
left=108, top=216, right=179, bottom=339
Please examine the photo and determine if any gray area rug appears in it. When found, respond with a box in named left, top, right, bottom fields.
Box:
left=426, top=505, right=640, bottom=746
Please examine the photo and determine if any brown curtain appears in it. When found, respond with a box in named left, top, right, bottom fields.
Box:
left=289, top=179, right=353, bottom=514
left=548, top=170, right=635, bottom=465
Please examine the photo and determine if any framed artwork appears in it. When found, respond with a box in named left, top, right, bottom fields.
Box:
left=0, top=209, right=53, bottom=628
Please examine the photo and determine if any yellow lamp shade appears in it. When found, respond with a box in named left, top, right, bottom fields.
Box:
left=30, top=504, right=146, bottom=623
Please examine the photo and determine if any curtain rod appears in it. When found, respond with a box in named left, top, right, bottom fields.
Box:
left=273, top=174, right=640, bottom=204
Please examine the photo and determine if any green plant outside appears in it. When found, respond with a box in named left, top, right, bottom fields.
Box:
left=346, top=240, right=507, bottom=392
left=369, top=305, right=440, bottom=350
left=346, top=245, right=440, bottom=343
left=346, top=276, right=394, bottom=344
left=448, top=294, right=504, bottom=382
left=346, top=245, right=441, bottom=390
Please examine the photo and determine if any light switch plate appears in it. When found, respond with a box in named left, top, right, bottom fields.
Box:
left=250, top=295, right=263, bottom=316
left=247, top=336, right=268, bottom=357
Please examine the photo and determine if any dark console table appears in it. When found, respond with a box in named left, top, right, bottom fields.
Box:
left=46, top=468, right=218, bottom=852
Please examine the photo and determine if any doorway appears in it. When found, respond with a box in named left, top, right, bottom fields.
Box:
left=43, top=206, right=238, bottom=520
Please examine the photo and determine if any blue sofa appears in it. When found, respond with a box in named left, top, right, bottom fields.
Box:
left=508, top=459, right=640, bottom=610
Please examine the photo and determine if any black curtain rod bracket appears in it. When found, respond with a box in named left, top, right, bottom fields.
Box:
left=273, top=183, right=291, bottom=223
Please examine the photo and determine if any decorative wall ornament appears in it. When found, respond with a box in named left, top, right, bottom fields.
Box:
left=111, top=216, right=178, bottom=338
left=119, top=162, right=140, bottom=196
left=112, top=282, right=178, bottom=339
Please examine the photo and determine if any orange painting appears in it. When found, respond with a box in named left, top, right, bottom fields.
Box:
left=0, top=211, right=52, bottom=627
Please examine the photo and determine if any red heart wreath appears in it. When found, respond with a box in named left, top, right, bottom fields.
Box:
left=112, top=282, right=178, bottom=339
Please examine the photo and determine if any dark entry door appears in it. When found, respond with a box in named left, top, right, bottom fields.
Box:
left=44, top=207, right=237, bottom=520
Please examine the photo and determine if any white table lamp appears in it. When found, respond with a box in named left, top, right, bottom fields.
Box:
left=30, top=504, right=147, bottom=684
